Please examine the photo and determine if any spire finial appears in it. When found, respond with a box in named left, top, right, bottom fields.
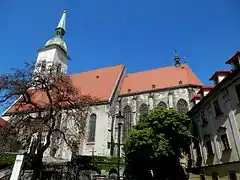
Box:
left=174, top=49, right=181, bottom=67
left=56, top=10, right=67, bottom=38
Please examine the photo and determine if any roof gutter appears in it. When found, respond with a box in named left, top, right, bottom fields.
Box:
left=119, top=84, right=202, bottom=97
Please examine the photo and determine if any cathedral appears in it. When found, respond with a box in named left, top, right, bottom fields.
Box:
left=3, top=11, right=202, bottom=165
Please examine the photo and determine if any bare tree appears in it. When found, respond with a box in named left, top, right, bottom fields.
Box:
left=0, top=62, right=97, bottom=179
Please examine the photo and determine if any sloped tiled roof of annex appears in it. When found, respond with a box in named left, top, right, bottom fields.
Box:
left=6, top=64, right=125, bottom=114
left=120, top=64, right=202, bottom=95
left=70, top=64, right=124, bottom=101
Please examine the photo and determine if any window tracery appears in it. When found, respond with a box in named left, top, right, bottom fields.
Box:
left=176, top=98, right=188, bottom=113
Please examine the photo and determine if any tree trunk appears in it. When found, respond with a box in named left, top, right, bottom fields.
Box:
left=31, top=154, right=43, bottom=180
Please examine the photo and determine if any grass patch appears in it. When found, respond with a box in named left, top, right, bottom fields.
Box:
left=0, top=152, right=16, bottom=169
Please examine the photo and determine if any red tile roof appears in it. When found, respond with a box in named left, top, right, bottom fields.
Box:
left=7, top=65, right=125, bottom=113
left=120, top=64, right=202, bottom=95
left=190, top=94, right=201, bottom=102
left=197, top=86, right=214, bottom=95
left=209, top=70, right=231, bottom=81
left=5, top=64, right=203, bottom=114
left=0, top=117, right=6, bottom=126
left=70, top=64, right=125, bottom=101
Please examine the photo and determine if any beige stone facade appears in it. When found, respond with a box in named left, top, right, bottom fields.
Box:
left=188, top=53, right=240, bottom=179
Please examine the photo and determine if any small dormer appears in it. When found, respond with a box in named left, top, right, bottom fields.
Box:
left=190, top=94, right=201, bottom=105
left=209, top=70, right=231, bottom=85
left=197, top=86, right=214, bottom=98
left=225, top=51, right=240, bottom=71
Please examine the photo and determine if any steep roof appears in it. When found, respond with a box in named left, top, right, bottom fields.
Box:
left=70, top=64, right=124, bottom=101
left=6, top=65, right=125, bottom=114
left=120, top=64, right=202, bottom=95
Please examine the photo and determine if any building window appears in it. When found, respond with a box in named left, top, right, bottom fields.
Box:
left=204, top=134, right=213, bottom=155
left=41, top=132, right=47, bottom=146
left=200, top=175, right=206, bottom=180
left=56, top=63, right=62, bottom=73
left=201, top=111, right=208, bottom=127
left=139, top=103, right=148, bottom=116
left=157, top=101, right=167, bottom=109
left=221, top=134, right=231, bottom=151
left=41, top=60, right=46, bottom=72
left=213, top=100, right=223, bottom=117
left=235, top=85, right=240, bottom=103
left=229, top=172, right=237, bottom=180
left=176, top=99, right=188, bottom=114
left=107, top=142, right=111, bottom=149
left=87, top=114, right=97, bottom=142
left=122, top=105, right=133, bottom=142
left=212, top=172, right=218, bottom=180
left=206, top=140, right=213, bottom=155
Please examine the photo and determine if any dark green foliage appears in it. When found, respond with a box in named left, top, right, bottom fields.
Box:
left=73, top=155, right=124, bottom=172
left=124, top=108, right=191, bottom=180
left=0, top=153, right=16, bottom=169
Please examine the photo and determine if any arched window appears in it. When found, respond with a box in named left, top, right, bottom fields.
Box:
left=87, top=114, right=97, bottom=142
left=157, top=101, right=167, bottom=109
left=56, top=63, right=62, bottom=73
left=122, top=105, right=133, bottom=142
left=177, top=99, right=188, bottom=114
left=139, top=103, right=148, bottom=116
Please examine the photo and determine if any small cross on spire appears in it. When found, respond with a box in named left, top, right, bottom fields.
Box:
left=174, top=49, right=181, bottom=67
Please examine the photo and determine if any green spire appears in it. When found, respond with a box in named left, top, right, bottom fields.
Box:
left=45, top=10, right=68, bottom=53
left=56, top=10, right=67, bottom=37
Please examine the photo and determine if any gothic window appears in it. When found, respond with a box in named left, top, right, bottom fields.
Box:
left=56, top=63, right=62, bottom=73
left=157, top=101, right=167, bottom=109
left=213, top=100, right=223, bottom=117
left=176, top=99, right=188, bottom=114
left=139, top=103, right=148, bottom=116
left=41, top=60, right=46, bottom=72
left=122, top=105, right=133, bottom=142
left=87, top=114, right=97, bottom=142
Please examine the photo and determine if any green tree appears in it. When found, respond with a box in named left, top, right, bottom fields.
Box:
left=124, top=108, right=192, bottom=180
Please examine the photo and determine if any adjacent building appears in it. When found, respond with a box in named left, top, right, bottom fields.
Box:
left=188, top=51, right=240, bottom=179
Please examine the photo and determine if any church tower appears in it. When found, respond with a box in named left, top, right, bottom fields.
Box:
left=35, top=10, right=70, bottom=74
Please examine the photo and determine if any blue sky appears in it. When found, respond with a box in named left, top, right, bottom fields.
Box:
left=1, top=0, right=240, bottom=85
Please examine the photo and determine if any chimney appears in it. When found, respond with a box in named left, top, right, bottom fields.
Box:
left=225, top=51, right=240, bottom=71
left=209, top=70, right=231, bottom=85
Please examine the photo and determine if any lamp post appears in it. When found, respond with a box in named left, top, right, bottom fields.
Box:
left=116, top=111, right=124, bottom=180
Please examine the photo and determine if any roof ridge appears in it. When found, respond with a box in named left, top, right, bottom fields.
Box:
left=125, top=64, right=189, bottom=76
left=69, top=64, right=125, bottom=76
